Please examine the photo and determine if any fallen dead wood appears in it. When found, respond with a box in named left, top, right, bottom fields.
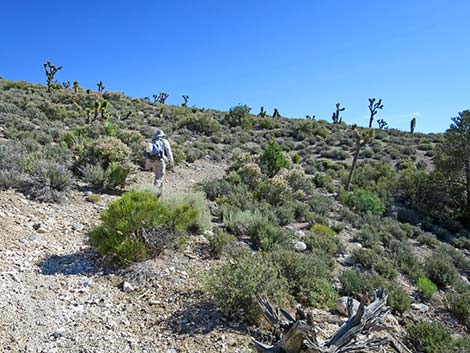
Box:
left=251, top=289, right=411, bottom=353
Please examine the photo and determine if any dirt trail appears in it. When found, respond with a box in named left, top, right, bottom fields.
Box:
left=0, top=160, right=253, bottom=353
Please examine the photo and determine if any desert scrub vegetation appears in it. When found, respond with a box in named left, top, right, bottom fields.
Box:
left=205, top=251, right=289, bottom=323
left=408, top=321, right=470, bottom=353
left=89, top=190, right=210, bottom=266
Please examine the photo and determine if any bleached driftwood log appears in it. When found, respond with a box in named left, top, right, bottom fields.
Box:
left=251, top=289, right=411, bottom=353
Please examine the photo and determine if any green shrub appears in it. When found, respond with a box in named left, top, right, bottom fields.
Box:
left=205, top=251, right=289, bottom=323
left=339, top=269, right=384, bottom=298
left=408, top=321, right=453, bottom=353
left=259, top=140, right=289, bottom=177
left=425, top=252, right=459, bottom=287
left=352, top=248, right=397, bottom=279
left=207, top=228, right=236, bottom=258
left=292, top=153, right=301, bottom=164
left=446, top=283, right=470, bottom=329
left=346, top=188, right=385, bottom=215
left=162, top=192, right=211, bottom=232
left=84, top=136, right=131, bottom=169
left=89, top=190, right=202, bottom=266
left=271, top=249, right=337, bottom=308
left=80, top=162, right=130, bottom=190
left=310, top=223, right=336, bottom=237
left=306, top=225, right=343, bottom=256
left=387, top=286, right=411, bottom=314
left=417, top=277, right=438, bottom=300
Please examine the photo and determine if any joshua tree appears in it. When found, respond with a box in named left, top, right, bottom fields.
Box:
left=158, top=92, right=169, bottom=104
left=152, top=94, right=158, bottom=102
left=306, top=115, right=316, bottom=120
left=182, top=95, right=189, bottom=107
left=258, top=106, right=267, bottom=118
left=368, top=98, right=384, bottom=128
left=410, top=117, right=416, bottom=133
left=62, top=81, right=70, bottom=89
left=332, top=103, right=345, bottom=124
left=85, top=108, right=93, bottom=124
left=346, top=125, right=375, bottom=191
left=93, top=100, right=101, bottom=122
left=73, top=80, right=79, bottom=94
left=97, top=81, right=105, bottom=93
left=144, top=97, right=151, bottom=101
left=43, top=61, right=63, bottom=93
left=100, top=100, right=110, bottom=120
left=377, top=118, right=388, bottom=130
left=273, top=108, right=281, bottom=118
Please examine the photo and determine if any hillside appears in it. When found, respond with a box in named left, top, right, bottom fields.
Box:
left=0, top=78, right=469, bottom=353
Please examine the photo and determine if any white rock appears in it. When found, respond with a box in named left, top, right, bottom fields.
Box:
left=336, top=296, right=360, bottom=317
left=294, top=241, right=307, bottom=252
left=122, top=282, right=134, bottom=293
left=411, top=303, right=429, bottom=312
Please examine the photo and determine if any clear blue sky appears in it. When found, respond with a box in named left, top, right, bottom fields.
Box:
left=1, top=0, right=469, bottom=133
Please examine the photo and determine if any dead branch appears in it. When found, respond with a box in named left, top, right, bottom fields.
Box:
left=251, top=289, right=409, bottom=353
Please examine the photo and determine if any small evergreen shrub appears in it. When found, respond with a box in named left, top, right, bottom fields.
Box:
left=387, top=286, right=411, bottom=314
left=89, top=190, right=202, bottom=266
left=207, top=228, right=236, bottom=258
left=259, top=140, right=289, bottom=177
left=425, top=252, right=459, bottom=287
left=446, top=283, right=470, bottom=329
left=408, top=321, right=454, bottom=353
left=271, top=249, right=337, bottom=308
left=205, top=251, right=289, bottom=323
left=346, top=188, right=385, bottom=215
left=417, top=277, right=438, bottom=300
left=339, top=269, right=384, bottom=298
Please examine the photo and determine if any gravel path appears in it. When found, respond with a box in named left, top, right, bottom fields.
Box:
left=0, top=160, right=253, bottom=353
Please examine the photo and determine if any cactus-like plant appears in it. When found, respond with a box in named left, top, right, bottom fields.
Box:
left=62, top=81, right=70, bottom=90
left=85, top=107, right=93, bottom=124
left=368, top=98, right=384, bottom=128
left=332, top=103, right=345, bottom=124
left=306, top=115, right=316, bottom=120
left=43, top=61, right=63, bottom=93
left=258, top=106, right=267, bottom=118
left=97, top=81, right=105, bottom=93
left=93, top=100, right=101, bottom=122
left=100, top=100, right=110, bottom=121
left=410, top=117, right=416, bottom=133
left=273, top=108, right=281, bottom=118
left=182, top=95, right=189, bottom=107
left=158, top=92, right=169, bottom=104
left=152, top=94, right=158, bottom=102
left=377, top=119, right=388, bottom=130
left=73, top=80, right=79, bottom=94
left=346, top=125, right=375, bottom=191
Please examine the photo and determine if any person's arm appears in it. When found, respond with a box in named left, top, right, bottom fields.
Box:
left=165, top=140, right=175, bottom=169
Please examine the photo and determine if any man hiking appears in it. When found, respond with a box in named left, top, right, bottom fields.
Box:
left=144, top=129, right=174, bottom=193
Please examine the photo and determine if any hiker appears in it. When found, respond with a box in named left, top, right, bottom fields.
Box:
left=144, top=129, right=174, bottom=192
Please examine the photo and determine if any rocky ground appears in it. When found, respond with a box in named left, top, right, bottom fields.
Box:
left=2, top=159, right=462, bottom=353
left=0, top=160, right=256, bottom=353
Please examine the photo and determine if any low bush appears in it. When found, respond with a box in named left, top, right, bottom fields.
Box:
left=387, top=286, right=411, bottom=314
left=205, top=251, right=289, bottom=323
left=345, top=188, right=385, bottom=215
left=417, top=277, right=438, bottom=300
left=408, top=321, right=456, bottom=353
left=339, top=269, right=384, bottom=298
left=29, top=160, right=73, bottom=202
left=425, top=252, right=459, bottom=287
left=89, top=190, right=204, bottom=266
left=162, top=192, right=211, bottom=233
left=306, top=225, right=343, bottom=256
left=206, top=228, right=236, bottom=258
left=271, top=249, right=337, bottom=308
left=446, top=282, right=470, bottom=329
